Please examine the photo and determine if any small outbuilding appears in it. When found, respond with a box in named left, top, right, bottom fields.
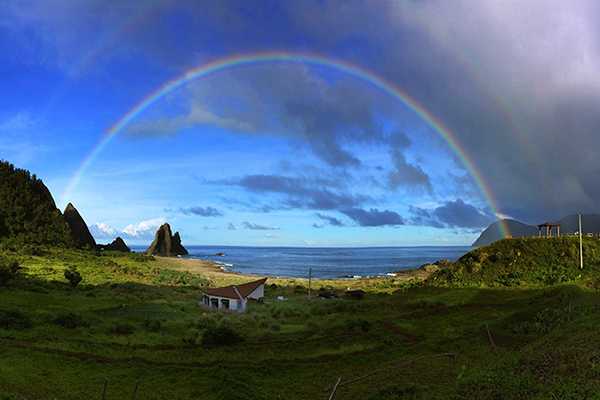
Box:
left=537, top=222, right=560, bottom=237
left=201, top=278, right=267, bottom=313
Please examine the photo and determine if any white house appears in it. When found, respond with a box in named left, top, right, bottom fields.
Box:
left=200, top=278, right=267, bottom=313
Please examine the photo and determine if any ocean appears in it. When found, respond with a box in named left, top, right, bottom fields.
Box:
left=130, top=245, right=472, bottom=280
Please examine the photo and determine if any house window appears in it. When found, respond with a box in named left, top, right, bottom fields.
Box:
left=221, top=299, right=230, bottom=309
left=210, top=298, right=218, bottom=308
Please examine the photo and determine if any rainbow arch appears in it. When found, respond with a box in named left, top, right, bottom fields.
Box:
left=62, top=52, right=509, bottom=238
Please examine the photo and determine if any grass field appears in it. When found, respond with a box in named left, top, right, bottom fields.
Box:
left=1, top=244, right=600, bottom=399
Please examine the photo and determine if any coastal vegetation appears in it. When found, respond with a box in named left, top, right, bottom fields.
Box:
left=2, top=162, right=600, bottom=398
left=1, top=242, right=600, bottom=399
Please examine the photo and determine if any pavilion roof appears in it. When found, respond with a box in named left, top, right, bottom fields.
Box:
left=537, top=222, right=560, bottom=228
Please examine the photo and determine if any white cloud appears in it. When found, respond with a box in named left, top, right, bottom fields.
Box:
left=88, top=222, right=117, bottom=238
left=88, top=218, right=168, bottom=242
left=121, top=218, right=166, bottom=240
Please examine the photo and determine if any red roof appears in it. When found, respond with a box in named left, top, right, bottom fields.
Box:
left=203, top=278, right=267, bottom=299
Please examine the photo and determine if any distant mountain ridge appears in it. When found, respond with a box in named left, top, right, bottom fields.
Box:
left=473, top=213, right=600, bottom=247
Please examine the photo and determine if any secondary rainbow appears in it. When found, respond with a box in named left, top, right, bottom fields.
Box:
left=63, top=52, right=509, bottom=237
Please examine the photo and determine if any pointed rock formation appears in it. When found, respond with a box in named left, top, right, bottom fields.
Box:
left=144, top=223, right=188, bottom=257
left=171, top=231, right=189, bottom=256
left=63, top=203, right=97, bottom=249
left=102, top=237, right=131, bottom=252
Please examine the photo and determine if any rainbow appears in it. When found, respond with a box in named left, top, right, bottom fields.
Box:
left=62, top=52, right=510, bottom=238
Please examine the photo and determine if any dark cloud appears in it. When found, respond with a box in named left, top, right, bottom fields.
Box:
left=407, top=206, right=445, bottom=229
left=227, top=223, right=236, bottom=230
left=340, top=207, right=405, bottom=227
left=315, top=213, right=344, bottom=227
left=433, top=199, right=495, bottom=229
left=242, top=221, right=280, bottom=230
left=232, top=174, right=370, bottom=211
left=387, top=131, right=412, bottom=149
left=387, top=149, right=432, bottom=193
left=179, top=206, right=224, bottom=217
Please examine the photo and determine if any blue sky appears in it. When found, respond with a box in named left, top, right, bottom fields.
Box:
left=2, top=1, right=600, bottom=247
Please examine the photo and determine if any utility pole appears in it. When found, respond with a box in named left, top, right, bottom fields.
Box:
left=579, top=214, right=584, bottom=269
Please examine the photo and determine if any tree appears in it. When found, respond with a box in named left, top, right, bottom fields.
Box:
left=0, top=257, right=21, bottom=285
left=64, top=266, right=82, bottom=288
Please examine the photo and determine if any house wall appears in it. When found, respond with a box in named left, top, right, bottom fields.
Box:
left=247, top=285, right=264, bottom=299
left=202, top=294, right=245, bottom=312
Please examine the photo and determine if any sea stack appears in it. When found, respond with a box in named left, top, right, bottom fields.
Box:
left=102, top=237, right=131, bottom=252
left=63, top=203, right=97, bottom=249
left=144, top=223, right=188, bottom=257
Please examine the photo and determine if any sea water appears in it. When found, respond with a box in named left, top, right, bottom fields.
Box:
left=131, top=245, right=472, bottom=280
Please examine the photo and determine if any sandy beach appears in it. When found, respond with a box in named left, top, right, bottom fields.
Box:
left=152, top=255, right=433, bottom=289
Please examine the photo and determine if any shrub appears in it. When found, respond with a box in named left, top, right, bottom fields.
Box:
left=106, top=322, right=136, bottom=335
left=0, top=309, right=32, bottom=330
left=0, top=257, right=21, bottom=285
left=52, top=312, right=90, bottom=329
left=143, top=318, right=162, bottom=332
left=193, top=316, right=217, bottom=330
left=345, top=317, right=371, bottom=332
left=201, top=325, right=244, bottom=345
left=182, top=328, right=199, bottom=344
left=64, top=266, right=82, bottom=288
left=247, top=328, right=277, bottom=342
left=293, top=285, right=306, bottom=294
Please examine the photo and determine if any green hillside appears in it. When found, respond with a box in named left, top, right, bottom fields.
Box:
left=430, top=236, right=600, bottom=287
left=2, top=248, right=600, bottom=399
left=0, top=160, right=74, bottom=250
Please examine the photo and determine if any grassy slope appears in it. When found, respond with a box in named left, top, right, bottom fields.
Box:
left=429, top=236, right=600, bottom=287
left=0, top=243, right=599, bottom=399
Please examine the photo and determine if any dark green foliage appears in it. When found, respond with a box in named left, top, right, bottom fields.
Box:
left=201, top=325, right=245, bottom=345
left=0, top=160, right=75, bottom=248
left=51, top=312, right=91, bottom=329
left=0, top=309, right=32, bottom=330
left=293, top=284, right=306, bottom=293
left=0, top=257, right=21, bottom=285
left=63, top=266, right=82, bottom=287
left=193, top=316, right=217, bottom=330
left=143, top=318, right=162, bottom=332
left=366, top=383, right=417, bottom=400
left=0, top=392, right=22, bottom=400
left=345, top=316, right=371, bottom=332
left=106, top=322, right=136, bottom=335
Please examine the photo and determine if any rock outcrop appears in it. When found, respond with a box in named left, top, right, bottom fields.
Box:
left=102, top=237, right=131, bottom=252
left=63, top=203, right=97, bottom=249
left=144, top=223, right=188, bottom=257
left=418, top=259, right=452, bottom=273
left=171, top=231, right=188, bottom=256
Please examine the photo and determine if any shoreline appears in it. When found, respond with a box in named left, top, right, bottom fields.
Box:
left=152, top=255, right=434, bottom=287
